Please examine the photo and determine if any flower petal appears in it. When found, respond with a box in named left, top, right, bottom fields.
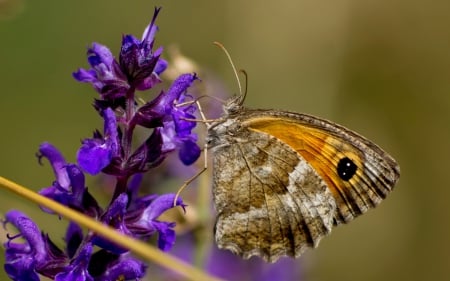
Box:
left=3, top=211, right=46, bottom=281
left=38, top=142, right=70, bottom=188
left=179, top=139, right=201, bottom=165
left=54, top=244, right=93, bottom=281
left=77, top=108, right=118, bottom=175
left=77, top=139, right=112, bottom=175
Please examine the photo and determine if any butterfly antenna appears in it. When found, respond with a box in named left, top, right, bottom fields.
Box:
left=240, top=69, right=248, bottom=103
left=213, top=41, right=247, bottom=105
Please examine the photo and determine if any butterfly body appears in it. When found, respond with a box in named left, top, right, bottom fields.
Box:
left=207, top=101, right=400, bottom=262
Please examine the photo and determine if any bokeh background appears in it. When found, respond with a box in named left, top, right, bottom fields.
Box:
left=1, top=1, right=449, bottom=280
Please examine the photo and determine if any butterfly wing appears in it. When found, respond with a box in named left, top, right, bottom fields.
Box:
left=211, top=124, right=336, bottom=262
left=209, top=109, right=400, bottom=262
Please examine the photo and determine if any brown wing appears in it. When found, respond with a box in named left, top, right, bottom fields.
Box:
left=212, top=128, right=336, bottom=262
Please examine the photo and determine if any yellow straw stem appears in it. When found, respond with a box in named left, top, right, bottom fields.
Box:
left=0, top=176, right=224, bottom=281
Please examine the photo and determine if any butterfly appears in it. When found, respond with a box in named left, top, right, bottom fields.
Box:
left=206, top=93, right=400, bottom=263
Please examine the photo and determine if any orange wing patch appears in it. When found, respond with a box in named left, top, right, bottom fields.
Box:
left=245, top=116, right=372, bottom=221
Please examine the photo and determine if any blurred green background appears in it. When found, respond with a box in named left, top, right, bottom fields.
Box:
left=1, top=1, right=449, bottom=280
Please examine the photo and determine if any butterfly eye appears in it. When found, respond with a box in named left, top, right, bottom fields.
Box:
left=337, top=157, right=357, bottom=181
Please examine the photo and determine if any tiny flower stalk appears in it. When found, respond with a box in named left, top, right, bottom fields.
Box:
left=0, top=7, right=211, bottom=281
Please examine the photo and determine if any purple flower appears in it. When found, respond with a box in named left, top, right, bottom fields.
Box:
left=37, top=143, right=102, bottom=217
left=93, top=193, right=186, bottom=253
left=77, top=108, right=120, bottom=175
left=3, top=210, right=67, bottom=281
left=73, top=7, right=167, bottom=99
left=90, top=251, right=146, bottom=281
left=139, top=73, right=201, bottom=165
left=72, top=43, right=129, bottom=99
left=73, top=6, right=201, bottom=179
left=97, top=255, right=146, bottom=281
left=125, top=193, right=186, bottom=251
left=54, top=244, right=94, bottom=281
left=3, top=210, right=146, bottom=280
left=75, top=9, right=200, bottom=175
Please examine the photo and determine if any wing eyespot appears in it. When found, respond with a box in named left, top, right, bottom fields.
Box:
left=336, top=157, right=358, bottom=181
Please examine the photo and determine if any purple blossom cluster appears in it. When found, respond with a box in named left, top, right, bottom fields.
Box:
left=3, top=7, right=200, bottom=280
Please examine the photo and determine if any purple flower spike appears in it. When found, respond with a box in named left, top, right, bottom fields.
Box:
left=119, top=7, right=164, bottom=91
left=77, top=108, right=119, bottom=175
left=119, top=35, right=163, bottom=91
left=4, top=7, right=207, bottom=280
left=74, top=7, right=167, bottom=98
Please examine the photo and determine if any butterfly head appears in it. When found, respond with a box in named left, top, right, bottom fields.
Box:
left=223, top=94, right=246, bottom=116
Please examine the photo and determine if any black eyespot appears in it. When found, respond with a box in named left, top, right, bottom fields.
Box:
left=337, top=157, right=357, bottom=181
